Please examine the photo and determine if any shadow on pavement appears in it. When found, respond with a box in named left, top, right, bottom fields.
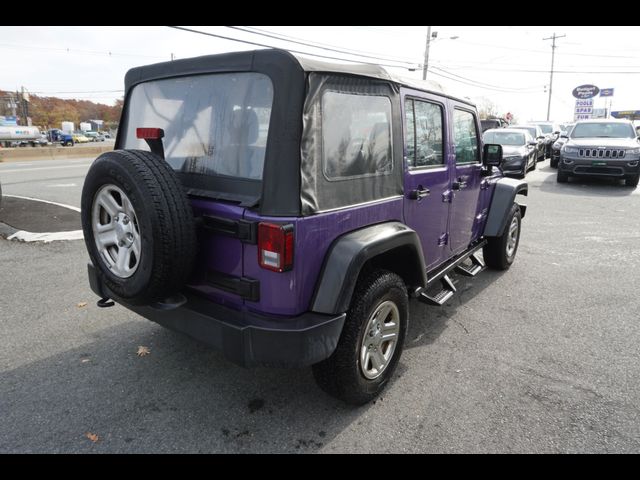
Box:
left=0, top=265, right=505, bottom=453
left=535, top=165, right=637, bottom=197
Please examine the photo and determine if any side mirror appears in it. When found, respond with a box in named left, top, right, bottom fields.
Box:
left=536, top=136, right=545, bottom=140
left=553, top=131, right=560, bottom=135
left=527, top=141, right=537, bottom=147
left=560, top=134, right=569, bottom=139
left=483, top=143, right=502, bottom=167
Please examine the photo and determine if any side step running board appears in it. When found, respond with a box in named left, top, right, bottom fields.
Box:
left=455, top=252, right=486, bottom=277
left=414, top=240, right=487, bottom=307
left=419, top=274, right=457, bottom=306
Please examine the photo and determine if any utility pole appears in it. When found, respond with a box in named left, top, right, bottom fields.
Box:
left=422, top=26, right=432, bottom=81
left=543, top=32, right=565, bottom=121
left=170, top=52, right=175, bottom=61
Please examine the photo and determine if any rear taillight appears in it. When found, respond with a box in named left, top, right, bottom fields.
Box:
left=258, top=223, right=294, bottom=272
left=136, top=128, right=164, bottom=140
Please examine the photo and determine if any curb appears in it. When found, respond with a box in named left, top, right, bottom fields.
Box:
left=0, top=145, right=113, bottom=163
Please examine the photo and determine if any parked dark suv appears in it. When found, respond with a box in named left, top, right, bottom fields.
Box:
left=558, top=119, right=640, bottom=186
left=81, top=50, right=527, bottom=404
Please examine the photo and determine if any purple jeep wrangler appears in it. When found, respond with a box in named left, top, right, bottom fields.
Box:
left=81, top=49, right=526, bottom=404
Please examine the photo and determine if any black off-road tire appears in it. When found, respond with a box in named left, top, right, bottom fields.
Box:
left=626, top=174, right=639, bottom=187
left=483, top=203, right=521, bottom=271
left=312, top=270, right=408, bottom=405
left=81, top=149, right=196, bottom=305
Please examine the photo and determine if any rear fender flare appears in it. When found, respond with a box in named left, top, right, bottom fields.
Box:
left=311, top=222, right=427, bottom=315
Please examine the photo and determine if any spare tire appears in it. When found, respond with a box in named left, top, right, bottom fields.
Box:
left=81, top=149, right=196, bottom=305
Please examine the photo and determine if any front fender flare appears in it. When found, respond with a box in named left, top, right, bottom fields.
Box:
left=483, top=177, right=528, bottom=237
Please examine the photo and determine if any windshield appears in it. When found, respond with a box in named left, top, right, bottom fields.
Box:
left=513, top=127, right=536, bottom=138
left=571, top=122, right=635, bottom=139
left=537, top=124, right=553, bottom=134
left=123, top=72, right=273, bottom=181
left=483, top=131, right=525, bottom=146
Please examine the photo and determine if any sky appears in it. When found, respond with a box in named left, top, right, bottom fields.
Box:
left=2, top=26, right=640, bottom=123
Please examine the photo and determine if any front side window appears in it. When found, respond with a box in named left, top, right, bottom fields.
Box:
left=405, top=98, right=444, bottom=168
left=322, top=91, right=392, bottom=180
left=123, top=72, right=273, bottom=181
left=453, top=109, right=479, bottom=164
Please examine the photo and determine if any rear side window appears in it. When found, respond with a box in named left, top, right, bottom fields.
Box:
left=404, top=98, right=444, bottom=168
left=322, top=92, right=392, bottom=180
left=453, top=109, right=480, bottom=164
left=123, top=73, right=273, bottom=181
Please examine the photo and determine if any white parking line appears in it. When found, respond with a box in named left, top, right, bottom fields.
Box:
left=0, top=163, right=92, bottom=174
left=4, top=194, right=80, bottom=212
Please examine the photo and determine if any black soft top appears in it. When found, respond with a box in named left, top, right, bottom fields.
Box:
left=124, top=49, right=475, bottom=107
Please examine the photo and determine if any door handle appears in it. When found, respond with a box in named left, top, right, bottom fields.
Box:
left=408, top=188, right=430, bottom=200
left=452, top=178, right=468, bottom=190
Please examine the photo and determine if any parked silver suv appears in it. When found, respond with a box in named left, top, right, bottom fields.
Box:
left=558, top=119, right=640, bottom=187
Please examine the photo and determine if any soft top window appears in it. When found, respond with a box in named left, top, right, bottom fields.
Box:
left=123, top=73, right=273, bottom=181
left=321, top=91, right=392, bottom=180
left=300, top=73, right=403, bottom=214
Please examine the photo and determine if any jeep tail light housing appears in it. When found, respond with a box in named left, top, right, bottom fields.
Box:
left=258, top=223, right=294, bottom=272
left=136, top=128, right=164, bottom=140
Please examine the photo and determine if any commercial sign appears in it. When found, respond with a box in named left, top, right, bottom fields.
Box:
left=574, top=98, right=594, bottom=121
left=572, top=84, right=600, bottom=99
left=599, top=88, right=614, bottom=97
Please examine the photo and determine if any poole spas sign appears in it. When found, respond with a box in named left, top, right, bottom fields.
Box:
left=572, top=84, right=600, bottom=99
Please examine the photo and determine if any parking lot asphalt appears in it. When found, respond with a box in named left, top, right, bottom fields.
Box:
left=1, top=159, right=640, bottom=453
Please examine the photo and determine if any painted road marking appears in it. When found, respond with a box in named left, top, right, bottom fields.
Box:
left=0, top=163, right=92, bottom=174
left=3, top=194, right=80, bottom=212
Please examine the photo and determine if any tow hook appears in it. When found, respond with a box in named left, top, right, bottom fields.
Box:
left=97, top=297, right=115, bottom=308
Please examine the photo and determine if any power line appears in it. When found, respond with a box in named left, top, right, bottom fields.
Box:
left=428, top=68, right=541, bottom=93
left=431, top=66, right=543, bottom=91
left=0, top=42, right=165, bottom=59
left=166, top=26, right=420, bottom=70
left=227, top=26, right=419, bottom=66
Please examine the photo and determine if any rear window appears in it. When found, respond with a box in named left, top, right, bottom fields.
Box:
left=122, top=72, right=273, bottom=181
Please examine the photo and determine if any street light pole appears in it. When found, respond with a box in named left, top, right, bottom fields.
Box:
left=422, top=26, right=432, bottom=81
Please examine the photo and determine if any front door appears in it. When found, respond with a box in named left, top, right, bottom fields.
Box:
left=402, top=92, right=451, bottom=271
left=449, top=106, right=483, bottom=255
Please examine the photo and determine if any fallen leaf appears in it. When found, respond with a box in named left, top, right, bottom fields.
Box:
left=77, top=302, right=88, bottom=308
left=137, top=346, right=150, bottom=357
left=85, top=432, right=99, bottom=443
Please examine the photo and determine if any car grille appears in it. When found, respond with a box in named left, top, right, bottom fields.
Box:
left=578, top=148, right=625, bottom=158
left=573, top=166, right=625, bottom=175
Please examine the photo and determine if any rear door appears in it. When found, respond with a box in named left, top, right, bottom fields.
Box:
left=121, top=72, right=274, bottom=308
left=402, top=90, right=451, bottom=271
left=448, top=105, right=483, bottom=255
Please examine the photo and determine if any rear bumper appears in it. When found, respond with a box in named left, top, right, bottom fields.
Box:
left=88, top=263, right=345, bottom=368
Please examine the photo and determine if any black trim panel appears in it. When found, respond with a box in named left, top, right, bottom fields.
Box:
left=198, top=215, right=257, bottom=244
left=206, top=270, right=260, bottom=302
